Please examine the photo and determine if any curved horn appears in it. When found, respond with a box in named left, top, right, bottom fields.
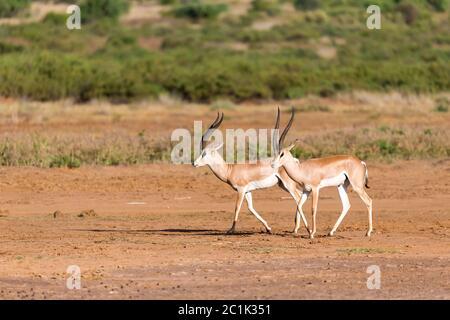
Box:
left=201, top=112, right=224, bottom=150
left=273, top=107, right=281, bottom=154
left=279, top=107, right=295, bottom=148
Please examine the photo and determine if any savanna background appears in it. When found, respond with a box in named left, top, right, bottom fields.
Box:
left=0, top=0, right=448, bottom=299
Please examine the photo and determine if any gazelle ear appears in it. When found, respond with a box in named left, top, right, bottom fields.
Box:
left=287, top=139, right=299, bottom=151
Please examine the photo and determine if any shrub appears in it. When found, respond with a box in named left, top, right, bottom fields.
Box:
left=0, top=0, right=31, bottom=18
left=210, top=99, right=236, bottom=110
left=49, top=155, right=81, bottom=169
left=42, top=12, right=67, bottom=25
left=434, top=97, right=449, bottom=112
left=295, top=104, right=331, bottom=112
left=426, top=0, right=449, bottom=12
left=0, top=41, right=23, bottom=54
left=159, top=0, right=177, bottom=4
left=304, top=10, right=328, bottom=23
left=293, top=0, right=321, bottom=11
left=250, top=0, right=281, bottom=16
left=376, top=139, right=399, bottom=156
left=80, top=0, right=130, bottom=23
left=396, top=2, right=419, bottom=25
left=171, top=1, right=228, bottom=21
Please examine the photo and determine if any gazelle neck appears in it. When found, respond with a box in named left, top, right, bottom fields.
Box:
left=283, top=157, right=305, bottom=182
left=207, top=155, right=229, bottom=183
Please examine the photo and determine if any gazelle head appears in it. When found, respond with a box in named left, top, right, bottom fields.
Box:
left=271, top=107, right=299, bottom=169
left=193, top=142, right=224, bottom=167
left=193, top=112, right=224, bottom=167
left=271, top=143, right=299, bottom=169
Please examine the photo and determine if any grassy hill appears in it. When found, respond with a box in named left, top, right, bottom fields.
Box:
left=0, top=0, right=449, bottom=102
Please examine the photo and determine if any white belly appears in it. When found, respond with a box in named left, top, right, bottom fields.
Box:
left=246, top=175, right=279, bottom=192
left=318, top=172, right=347, bottom=189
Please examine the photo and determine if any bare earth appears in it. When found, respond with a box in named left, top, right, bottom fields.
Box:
left=0, top=160, right=449, bottom=299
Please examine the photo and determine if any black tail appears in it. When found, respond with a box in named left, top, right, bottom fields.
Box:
left=362, top=161, right=370, bottom=189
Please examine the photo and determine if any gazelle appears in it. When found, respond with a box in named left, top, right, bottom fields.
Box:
left=193, top=111, right=310, bottom=235
left=271, top=108, right=373, bottom=239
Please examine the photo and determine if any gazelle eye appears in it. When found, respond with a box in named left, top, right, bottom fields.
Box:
left=280, top=152, right=284, bottom=157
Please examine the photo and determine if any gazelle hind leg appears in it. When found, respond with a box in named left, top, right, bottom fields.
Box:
left=353, top=186, right=373, bottom=237
left=245, top=192, right=272, bottom=233
left=283, top=183, right=302, bottom=233
left=310, top=188, right=319, bottom=239
left=286, top=187, right=309, bottom=234
left=227, top=190, right=245, bottom=234
left=277, top=178, right=309, bottom=235
left=294, top=189, right=310, bottom=235
left=329, top=181, right=351, bottom=236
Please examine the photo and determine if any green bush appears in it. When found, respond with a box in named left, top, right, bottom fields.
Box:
left=0, top=41, right=23, bottom=54
left=396, top=2, right=419, bottom=25
left=0, top=0, right=449, bottom=103
left=42, top=12, right=67, bottom=25
left=434, top=97, right=449, bottom=112
left=80, top=0, right=130, bottom=23
left=159, top=0, right=178, bottom=4
left=0, top=50, right=449, bottom=102
left=49, top=155, right=81, bottom=169
left=293, top=0, right=321, bottom=11
left=171, top=1, right=228, bottom=21
left=0, top=0, right=31, bottom=18
left=250, top=0, right=281, bottom=16
left=376, top=139, right=399, bottom=156
left=295, top=104, right=331, bottom=112
left=426, top=0, right=449, bottom=12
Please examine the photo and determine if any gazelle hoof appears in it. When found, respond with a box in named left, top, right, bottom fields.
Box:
left=226, top=228, right=235, bottom=235
left=266, top=228, right=272, bottom=234
left=328, top=231, right=335, bottom=237
left=366, top=231, right=372, bottom=237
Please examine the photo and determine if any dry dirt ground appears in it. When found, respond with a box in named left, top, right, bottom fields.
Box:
left=0, top=160, right=449, bottom=299
left=0, top=95, right=449, bottom=299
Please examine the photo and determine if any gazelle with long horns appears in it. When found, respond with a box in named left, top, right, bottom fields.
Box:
left=271, top=108, right=373, bottom=239
left=193, top=111, right=310, bottom=235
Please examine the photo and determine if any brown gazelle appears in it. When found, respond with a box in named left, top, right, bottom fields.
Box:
left=271, top=108, right=373, bottom=239
left=193, top=110, right=310, bottom=235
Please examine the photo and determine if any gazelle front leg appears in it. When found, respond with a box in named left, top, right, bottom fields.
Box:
left=227, top=189, right=245, bottom=234
left=310, top=188, right=320, bottom=239
left=244, top=192, right=272, bottom=233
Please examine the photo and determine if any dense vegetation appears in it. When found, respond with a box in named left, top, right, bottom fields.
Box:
left=80, top=0, right=130, bottom=23
left=0, top=0, right=31, bottom=18
left=0, top=0, right=449, bottom=102
left=0, top=124, right=447, bottom=167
